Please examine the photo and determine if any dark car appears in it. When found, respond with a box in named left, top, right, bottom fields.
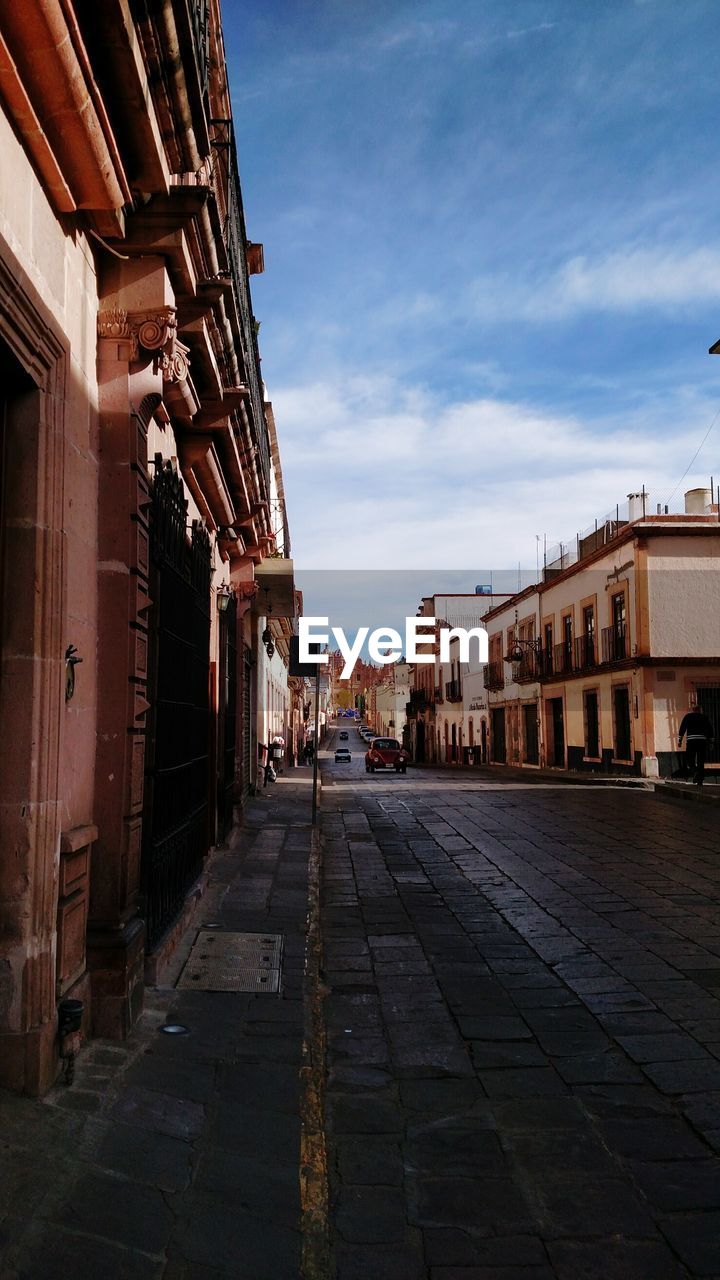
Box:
left=339, top=730, right=348, bottom=740
left=365, top=737, right=409, bottom=774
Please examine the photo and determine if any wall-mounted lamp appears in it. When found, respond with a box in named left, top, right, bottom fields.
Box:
left=64, top=645, right=83, bottom=702
left=217, top=585, right=233, bottom=613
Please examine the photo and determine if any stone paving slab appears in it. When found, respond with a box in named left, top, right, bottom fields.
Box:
left=321, top=771, right=720, bottom=1278
left=0, top=773, right=314, bottom=1280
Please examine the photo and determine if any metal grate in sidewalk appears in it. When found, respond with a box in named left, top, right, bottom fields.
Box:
left=177, top=930, right=283, bottom=992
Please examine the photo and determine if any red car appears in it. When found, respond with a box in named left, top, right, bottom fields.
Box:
left=365, top=737, right=409, bottom=774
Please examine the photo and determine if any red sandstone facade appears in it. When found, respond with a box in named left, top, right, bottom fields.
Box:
left=0, top=1, right=293, bottom=1092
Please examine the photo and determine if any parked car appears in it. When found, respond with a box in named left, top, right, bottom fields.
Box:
left=339, top=730, right=349, bottom=740
left=365, top=738, right=409, bottom=774
left=335, top=747, right=352, bottom=763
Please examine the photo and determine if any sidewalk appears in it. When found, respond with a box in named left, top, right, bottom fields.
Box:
left=0, top=772, right=317, bottom=1280
left=412, top=761, right=655, bottom=788
left=414, top=760, right=720, bottom=798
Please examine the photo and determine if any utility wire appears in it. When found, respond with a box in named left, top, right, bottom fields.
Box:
left=665, top=404, right=720, bottom=507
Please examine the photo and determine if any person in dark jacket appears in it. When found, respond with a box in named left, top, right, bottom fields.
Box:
left=678, top=708, right=715, bottom=785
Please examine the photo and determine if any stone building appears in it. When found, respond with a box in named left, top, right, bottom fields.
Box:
left=0, top=0, right=293, bottom=1092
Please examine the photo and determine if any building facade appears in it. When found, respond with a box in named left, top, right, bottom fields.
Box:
left=481, top=494, right=720, bottom=776
left=0, top=0, right=293, bottom=1092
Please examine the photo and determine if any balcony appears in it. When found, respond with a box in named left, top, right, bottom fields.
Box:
left=210, top=120, right=271, bottom=495
left=434, top=685, right=444, bottom=704
left=574, top=633, right=598, bottom=671
left=601, top=625, right=627, bottom=663
left=513, top=652, right=539, bottom=683
left=483, top=661, right=505, bottom=692
left=254, top=558, right=296, bottom=618
left=553, top=641, right=574, bottom=676
left=190, top=1, right=210, bottom=94
left=445, top=679, right=462, bottom=702
left=408, top=689, right=428, bottom=714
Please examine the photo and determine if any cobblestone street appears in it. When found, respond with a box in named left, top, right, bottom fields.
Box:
left=320, top=728, right=720, bottom=1278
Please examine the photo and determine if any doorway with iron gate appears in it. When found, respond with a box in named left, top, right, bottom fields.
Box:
left=142, top=460, right=212, bottom=951
left=217, top=596, right=238, bottom=841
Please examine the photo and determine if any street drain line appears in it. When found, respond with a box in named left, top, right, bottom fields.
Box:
left=300, top=824, right=331, bottom=1279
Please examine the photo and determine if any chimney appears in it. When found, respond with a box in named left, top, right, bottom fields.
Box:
left=627, top=491, right=648, bottom=521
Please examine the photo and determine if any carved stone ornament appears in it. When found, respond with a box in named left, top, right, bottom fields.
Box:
left=236, top=581, right=259, bottom=601
left=97, top=305, right=133, bottom=341
left=97, top=305, right=190, bottom=384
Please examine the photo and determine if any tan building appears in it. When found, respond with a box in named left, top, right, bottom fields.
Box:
left=481, top=586, right=542, bottom=767
left=482, top=491, right=720, bottom=777
left=374, top=661, right=411, bottom=741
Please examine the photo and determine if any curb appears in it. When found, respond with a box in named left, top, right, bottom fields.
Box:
left=411, top=762, right=653, bottom=789
left=653, top=781, right=720, bottom=806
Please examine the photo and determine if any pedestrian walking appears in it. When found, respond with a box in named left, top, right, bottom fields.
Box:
left=678, top=706, right=715, bottom=786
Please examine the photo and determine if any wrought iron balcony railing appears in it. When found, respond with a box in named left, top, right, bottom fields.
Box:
left=574, top=633, right=598, bottom=671
left=445, top=679, right=462, bottom=702
left=483, top=661, right=505, bottom=691
left=553, top=641, right=574, bottom=676
left=513, top=652, right=539, bottom=683
left=210, top=119, right=271, bottom=497
left=601, top=625, right=627, bottom=663
left=408, top=689, right=428, bottom=712
left=190, top=0, right=210, bottom=95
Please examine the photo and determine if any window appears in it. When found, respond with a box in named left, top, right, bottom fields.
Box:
left=612, top=592, right=626, bottom=635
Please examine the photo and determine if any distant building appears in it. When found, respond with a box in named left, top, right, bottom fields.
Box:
left=483, top=490, right=720, bottom=777
left=406, top=594, right=510, bottom=763
left=375, top=662, right=411, bottom=741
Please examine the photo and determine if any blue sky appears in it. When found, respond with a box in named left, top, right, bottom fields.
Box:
left=225, top=0, right=720, bottom=576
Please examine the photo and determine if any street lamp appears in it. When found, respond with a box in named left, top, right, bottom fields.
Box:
left=217, top=585, right=232, bottom=613
left=504, top=635, right=542, bottom=665
left=503, top=610, right=542, bottom=668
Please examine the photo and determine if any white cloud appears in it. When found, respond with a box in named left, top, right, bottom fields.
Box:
left=506, top=23, right=557, bottom=40
left=274, top=375, right=718, bottom=570
left=469, top=247, right=720, bottom=321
